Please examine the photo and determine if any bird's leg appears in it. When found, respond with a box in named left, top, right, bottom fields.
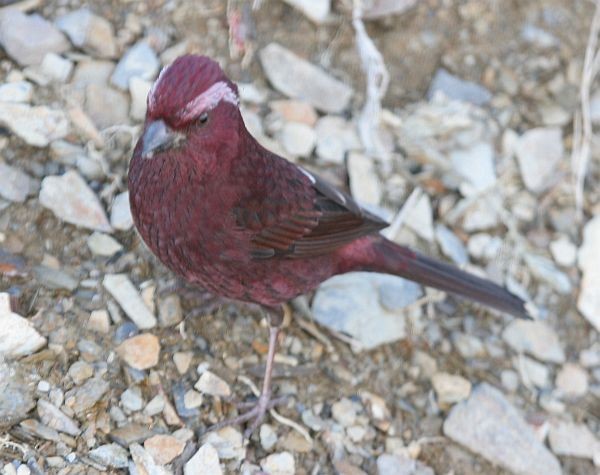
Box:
left=208, top=306, right=288, bottom=437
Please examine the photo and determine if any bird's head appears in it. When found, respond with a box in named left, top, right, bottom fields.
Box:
left=139, top=55, right=241, bottom=160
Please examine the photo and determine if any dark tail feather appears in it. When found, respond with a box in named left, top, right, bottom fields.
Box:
left=366, top=237, right=530, bottom=319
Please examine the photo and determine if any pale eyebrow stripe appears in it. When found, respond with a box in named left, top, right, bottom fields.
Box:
left=148, top=64, right=172, bottom=111
left=177, top=81, right=239, bottom=122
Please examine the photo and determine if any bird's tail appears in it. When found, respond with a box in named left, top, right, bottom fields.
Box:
left=344, top=236, right=530, bottom=319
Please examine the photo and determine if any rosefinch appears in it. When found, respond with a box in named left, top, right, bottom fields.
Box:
left=129, top=55, right=528, bottom=435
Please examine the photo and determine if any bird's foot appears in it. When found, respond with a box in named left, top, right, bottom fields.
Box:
left=208, top=393, right=289, bottom=438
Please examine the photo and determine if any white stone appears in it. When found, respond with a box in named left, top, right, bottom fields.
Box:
left=129, top=443, right=170, bottom=475
left=0, top=293, right=46, bottom=359
left=577, top=215, right=600, bottom=332
left=517, top=355, right=550, bottom=389
left=184, top=443, right=222, bottom=475
left=450, top=142, right=496, bottom=192
left=39, top=171, right=111, bottom=232
left=103, top=274, right=157, bottom=329
left=555, top=363, right=588, bottom=398
left=524, top=253, right=571, bottom=294
left=549, top=236, right=577, bottom=267
left=129, top=77, right=152, bottom=121
left=0, top=102, right=69, bottom=147
left=87, top=232, right=122, bottom=257
left=202, top=427, right=245, bottom=460
left=260, top=452, right=295, bottom=475
left=0, top=162, right=34, bottom=203
left=279, top=121, right=316, bottom=158
left=435, top=224, right=468, bottom=265
left=40, top=53, right=73, bottom=82
left=502, top=320, right=565, bottom=363
left=315, top=115, right=361, bottom=163
left=260, top=424, right=277, bottom=451
left=111, top=41, right=159, bottom=90
left=282, top=0, right=330, bottom=23
left=548, top=420, right=600, bottom=459
left=347, top=152, right=382, bottom=206
left=515, top=127, right=563, bottom=193
left=431, top=372, right=472, bottom=407
left=55, top=8, right=117, bottom=59
left=195, top=371, right=231, bottom=397
left=0, top=81, right=33, bottom=102
left=110, top=191, right=133, bottom=231
left=405, top=192, right=434, bottom=241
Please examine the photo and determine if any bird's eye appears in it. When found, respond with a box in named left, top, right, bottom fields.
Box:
left=198, top=112, right=209, bottom=125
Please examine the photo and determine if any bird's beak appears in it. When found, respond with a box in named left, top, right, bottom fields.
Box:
left=141, top=120, right=182, bottom=158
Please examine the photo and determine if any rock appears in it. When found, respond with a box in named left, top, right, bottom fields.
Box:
left=443, top=383, right=561, bottom=475
left=549, top=236, right=577, bottom=267
left=184, top=389, right=203, bottom=409
left=453, top=332, right=486, bottom=358
left=548, top=420, right=600, bottom=459
left=461, top=197, right=500, bottom=231
left=111, top=41, right=160, bottom=90
left=158, top=294, right=183, bottom=327
left=260, top=452, right=295, bottom=475
left=502, top=320, right=565, bottom=363
left=404, top=192, right=434, bottom=242
left=144, top=434, right=185, bottom=465
left=467, top=233, right=502, bottom=261
left=347, top=152, right=382, bottom=206
left=87, top=232, right=122, bottom=257
left=0, top=81, right=33, bottom=102
left=0, top=102, right=69, bottom=147
left=0, top=9, right=69, bottom=66
left=279, top=122, right=316, bottom=158
left=68, top=361, right=93, bottom=385
left=514, top=127, right=563, bottom=193
left=521, top=24, right=559, bottom=48
left=378, top=275, right=423, bottom=311
left=580, top=344, right=600, bottom=367
left=524, top=253, right=571, bottom=294
left=109, top=423, right=153, bottom=446
left=88, top=309, right=110, bottom=333
left=332, top=398, right=357, bottom=427
left=0, top=360, right=36, bottom=426
left=144, top=395, right=165, bottom=416
left=110, top=191, right=134, bottom=231
left=517, top=355, right=550, bottom=388
left=260, top=424, right=278, bottom=451
left=121, top=387, right=144, bottom=412
left=116, top=334, right=160, bottom=370
left=89, top=443, right=129, bottom=469
left=260, top=43, right=352, bottom=114
left=315, top=116, right=361, bottom=163
left=55, top=8, right=116, bottom=58
left=65, top=377, right=109, bottom=415
left=40, top=53, right=73, bottom=82
left=238, top=82, right=268, bottom=104
left=103, top=274, right=157, bottom=329
left=20, top=419, right=60, bottom=442
left=362, top=0, right=418, bottom=19
left=37, top=399, right=79, bottom=436
left=173, top=351, right=193, bottom=374
left=130, top=443, right=170, bottom=475
left=501, top=369, right=519, bottom=392
left=555, top=363, right=588, bottom=398
left=428, top=68, right=492, bottom=106
left=578, top=215, right=600, bottom=332
left=0, top=293, right=46, bottom=358
left=184, top=443, right=222, bottom=475
left=270, top=100, right=317, bottom=125
left=129, top=77, right=152, bottom=121
left=449, top=142, right=496, bottom=192
left=0, top=162, right=34, bottom=203
left=85, top=83, right=129, bottom=129
left=202, top=427, right=245, bottom=460
left=72, top=59, right=115, bottom=88
left=40, top=171, right=111, bottom=232
left=435, top=224, right=468, bottom=265
left=282, top=0, right=330, bottom=23
left=377, top=453, right=434, bottom=475
left=313, top=272, right=423, bottom=350
left=33, top=266, right=78, bottom=291
left=195, top=371, right=231, bottom=397
left=431, top=372, right=471, bottom=408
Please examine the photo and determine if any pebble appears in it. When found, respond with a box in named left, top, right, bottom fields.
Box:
left=431, top=372, right=472, bottom=408
left=66, top=377, right=109, bottom=415
left=143, top=395, right=165, bottom=416
left=260, top=424, right=278, bottom=451
left=0, top=81, right=33, bottom=102
left=173, top=351, right=193, bottom=374
left=68, top=361, right=93, bottom=385
left=111, top=41, right=160, bottom=90
left=129, top=77, right=152, bottom=121
left=72, top=59, right=115, bottom=88
left=87, top=232, right=122, bottom=257
left=404, top=192, right=434, bottom=241
left=109, top=423, right=153, bottom=446
left=144, top=434, right=186, bottom=465
left=577, top=215, right=600, bottom=332
left=555, top=363, right=588, bottom=398
left=110, top=191, right=134, bottom=231
left=347, top=152, right=382, bottom=206
left=116, top=334, right=160, bottom=370
left=0, top=162, right=34, bottom=203
left=332, top=398, right=357, bottom=427
left=40, top=53, right=73, bottom=83
left=0, top=9, right=69, bottom=66
left=548, top=420, right=600, bottom=459
left=88, top=443, right=129, bottom=469
left=378, top=275, right=423, bottom=311
left=521, top=24, right=559, bottom=48
left=55, top=8, right=117, bottom=59
left=501, top=369, right=519, bottom=392
left=184, top=443, right=222, bottom=475
left=377, top=453, right=434, bottom=475
left=453, top=332, right=486, bottom=358
left=0, top=360, right=36, bottom=426
left=580, top=344, right=600, bottom=367
left=85, top=83, right=129, bottom=129
left=103, top=274, right=157, bottom=329
left=158, top=294, right=183, bottom=327
left=514, top=127, right=563, bottom=193
left=449, top=142, right=496, bottom=192
left=184, top=389, right=203, bottom=409
left=549, top=236, right=577, bottom=267
left=88, top=309, right=111, bottom=333
left=238, top=82, right=268, bottom=104
left=282, top=0, right=330, bottom=23
left=279, top=122, right=316, bottom=158
left=443, top=383, right=561, bottom=475
left=312, top=272, right=423, bottom=350
left=270, top=99, right=317, bottom=125
left=435, top=224, right=468, bottom=265
left=20, top=419, right=60, bottom=442
left=524, top=253, right=571, bottom=294
left=202, top=427, right=245, bottom=460
left=130, top=443, right=170, bottom=475
left=363, top=0, right=417, bottom=18
left=0, top=102, right=69, bottom=147
left=33, top=266, right=78, bottom=291
left=517, top=355, right=550, bottom=388
left=259, top=43, right=353, bottom=114
left=121, top=387, right=144, bottom=412
left=195, top=371, right=231, bottom=397
left=37, top=399, right=80, bottom=436
left=260, top=451, right=295, bottom=475
left=427, top=68, right=492, bottom=106
left=0, top=293, right=46, bottom=358
left=502, top=320, right=565, bottom=363
left=40, top=170, right=111, bottom=232
left=314, top=116, right=361, bottom=163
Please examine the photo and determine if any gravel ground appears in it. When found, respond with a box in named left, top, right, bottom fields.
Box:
left=0, top=0, right=599, bottom=474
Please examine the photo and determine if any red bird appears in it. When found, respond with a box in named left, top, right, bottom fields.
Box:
left=129, top=55, right=529, bottom=434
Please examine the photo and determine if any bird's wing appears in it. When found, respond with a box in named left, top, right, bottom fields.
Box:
left=232, top=156, right=388, bottom=259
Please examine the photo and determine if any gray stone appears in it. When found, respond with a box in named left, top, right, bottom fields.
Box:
left=0, top=9, right=69, bottom=66
left=202, top=427, right=245, bottom=460
left=362, top=0, right=418, bottom=19
left=548, top=420, right=600, bottom=459
left=279, top=122, right=316, bottom=158
left=347, top=152, right=382, bottom=206
left=0, top=102, right=69, bottom=147
left=0, top=81, right=33, bottom=102
left=514, top=127, right=563, bottom=193
left=312, top=272, right=423, bottom=350
left=282, top=0, right=330, bottom=23
left=555, top=363, right=588, bottom=398
left=578, top=215, right=600, bottom=332
left=89, top=443, right=129, bottom=469
left=184, top=443, right=222, bottom=475
left=521, top=24, right=559, bottom=48
left=129, top=77, right=152, bottom=121
left=130, top=443, right=171, bottom=475
left=435, top=224, right=468, bottom=265
left=428, top=69, right=492, bottom=106
left=260, top=452, right=295, bottom=475
left=55, top=8, right=117, bottom=59
left=33, top=266, right=78, bottom=291
left=517, top=355, right=550, bottom=388
left=39, top=171, right=111, bottom=232
left=110, top=191, right=134, bottom=231
left=0, top=293, right=46, bottom=359
left=20, top=419, right=60, bottom=441
left=40, top=53, right=73, bottom=83
left=103, top=274, right=157, bottom=329
left=378, top=278, right=423, bottom=311
left=377, top=453, right=434, bottom=475
left=260, top=43, right=353, bottom=114
left=195, top=371, right=231, bottom=397
left=443, top=383, right=561, bottom=475
left=315, top=116, right=361, bottom=163
left=0, top=162, right=34, bottom=203
left=121, top=387, right=144, bottom=412
left=502, top=320, right=565, bottom=363
left=111, top=41, right=160, bottom=90
left=450, top=142, right=496, bottom=192
left=524, top=253, right=571, bottom=294
left=65, top=377, right=109, bottom=416
left=37, top=399, right=80, bottom=436
left=85, top=83, right=129, bottom=129
left=0, top=359, right=36, bottom=426
left=158, top=294, right=183, bottom=327
left=260, top=424, right=278, bottom=451
left=87, top=232, right=123, bottom=257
